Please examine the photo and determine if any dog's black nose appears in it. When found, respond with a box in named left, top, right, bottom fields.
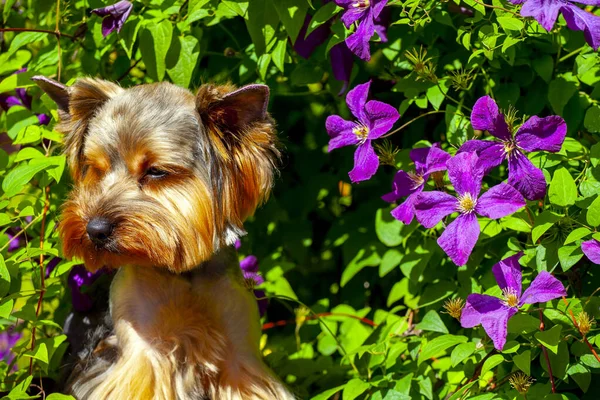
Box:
left=86, top=218, right=114, bottom=245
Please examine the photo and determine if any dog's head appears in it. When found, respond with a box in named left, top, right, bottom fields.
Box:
left=34, top=77, right=279, bottom=272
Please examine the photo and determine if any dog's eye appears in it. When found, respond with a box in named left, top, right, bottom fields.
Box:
left=145, top=167, right=168, bottom=179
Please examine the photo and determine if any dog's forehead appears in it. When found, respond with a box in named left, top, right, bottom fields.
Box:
left=84, top=83, right=201, bottom=167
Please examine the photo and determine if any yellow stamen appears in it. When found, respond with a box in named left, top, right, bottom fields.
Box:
left=576, top=311, right=594, bottom=336
left=509, top=372, right=534, bottom=394
left=352, top=123, right=369, bottom=143
left=407, top=172, right=425, bottom=189
left=457, top=193, right=476, bottom=214
left=442, top=298, right=464, bottom=320
left=352, top=0, right=370, bottom=8
left=502, top=287, right=520, bottom=308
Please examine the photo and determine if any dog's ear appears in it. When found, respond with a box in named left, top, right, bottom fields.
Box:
left=33, top=76, right=122, bottom=178
left=196, top=83, right=280, bottom=242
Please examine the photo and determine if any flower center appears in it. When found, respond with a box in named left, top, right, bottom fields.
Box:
left=408, top=172, right=425, bottom=188
left=244, top=277, right=259, bottom=290
left=457, top=193, right=476, bottom=214
left=502, top=288, right=520, bottom=308
left=503, top=140, right=518, bottom=157
left=352, top=0, right=370, bottom=8
left=352, top=123, right=370, bottom=144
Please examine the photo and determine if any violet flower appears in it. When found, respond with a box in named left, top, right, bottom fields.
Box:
left=91, top=0, right=133, bottom=37
left=414, top=152, right=526, bottom=266
left=326, top=80, right=400, bottom=182
left=335, top=0, right=388, bottom=61
left=460, top=96, right=566, bottom=200
left=294, top=15, right=331, bottom=59
left=68, top=265, right=104, bottom=313
left=509, top=0, right=600, bottom=50
left=382, top=144, right=451, bottom=224
left=582, top=239, right=600, bottom=264
left=6, top=232, right=20, bottom=252
left=330, top=42, right=355, bottom=95
left=0, top=328, right=22, bottom=370
left=240, top=255, right=268, bottom=316
left=461, top=252, right=567, bottom=350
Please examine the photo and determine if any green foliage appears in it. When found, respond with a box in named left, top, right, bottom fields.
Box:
left=0, top=0, right=600, bottom=399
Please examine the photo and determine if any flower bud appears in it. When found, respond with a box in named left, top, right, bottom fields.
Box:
left=509, top=372, right=534, bottom=394
left=576, top=311, right=594, bottom=336
left=442, top=298, right=464, bottom=320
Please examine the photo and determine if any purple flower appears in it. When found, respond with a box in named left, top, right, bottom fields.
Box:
left=240, top=255, right=259, bottom=272
left=335, top=0, right=388, bottom=61
left=91, top=0, right=133, bottom=37
left=68, top=265, right=104, bottom=312
left=239, top=256, right=268, bottom=316
left=382, top=144, right=451, bottom=224
left=294, top=15, right=331, bottom=59
left=509, top=0, right=600, bottom=50
left=325, top=81, right=400, bottom=182
left=461, top=253, right=567, bottom=350
left=582, top=239, right=600, bottom=264
left=460, top=96, right=566, bottom=200
left=414, top=152, right=526, bottom=266
left=6, top=232, right=20, bottom=252
left=0, top=328, right=22, bottom=370
left=45, top=257, right=62, bottom=278
left=234, top=239, right=242, bottom=251
left=330, top=42, right=354, bottom=95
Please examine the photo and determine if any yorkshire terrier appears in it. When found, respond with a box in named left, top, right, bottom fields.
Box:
left=33, top=75, right=294, bottom=400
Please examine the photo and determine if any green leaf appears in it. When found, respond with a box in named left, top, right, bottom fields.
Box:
left=343, top=378, right=370, bottom=400
left=379, top=248, right=402, bottom=277
left=0, top=254, right=10, bottom=298
left=480, top=354, right=505, bottom=376
left=46, top=395, right=76, bottom=400
left=387, top=278, right=407, bottom=307
left=0, top=299, right=14, bottom=319
left=548, top=167, right=577, bottom=207
left=532, top=55, right=554, bottom=83
left=7, top=32, right=47, bottom=58
left=2, top=157, right=62, bottom=198
left=418, top=335, right=468, bottom=365
left=558, top=244, right=584, bottom=271
left=342, top=245, right=381, bottom=287
left=513, top=349, right=531, bottom=375
left=535, top=324, right=562, bottom=354
left=415, top=310, right=448, bottom=334
left=272, top=0, right=308, bottom=43
left=257, top=53, right=272, bottom=80
left=311, top=385, right=344, bottom=400
left=532, top=211, right=562, bottom=243
left=548, top=75, right=578, bottom=115
left=564, top=226, right=592, bottom=244
left=14, top=147, right=45, bottom=162
left=140, top=20, right=174, bottom=81
left=584, top=105, right=600, bottom=133
left=375, top=208, right=403, bottom=247
left=581, top=354, right=600, bottom=369
left=567, top=363, right=591, bottom=392
left=24, top=342, right=49, bottom=364
left=245, top=0, right=279, bottom=55
left=497, top=16, right=524, bottom=32
left=3, top=0, right=16, bottom=23
left=271, top=38, right=287, bottom=73
left=306, top=2, right=341, bottom=37
left=166, top=35, right=200, bottom=88
left=451, top=342, right=476, bottom=367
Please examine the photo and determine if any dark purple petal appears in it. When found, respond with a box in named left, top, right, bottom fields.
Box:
left=470, top=96, right=511, bottom=141
left=381, top=170, right=421, bottom=202
left=345, top=16, right=375, bottom=61
left=294, top=15, right=330, bottom=58
left=461, top=293, right=516, bottom=350
left=410, top=147, right=431, bottom=173
left=425, top=146, right=451, bottom=173
left=447, top=152, right=483, bottom=198
left=491, top=253, right=523, bottom=297
left=330, top=42, right=354, bottom=95
left=365, top=100, right=400, bottom=139
left=458, top=140, right=506, bottom=173
left=6, top=232, right=20, bottom=252
left=413, top=191, right=457, bottom=228
left=240, top=255, right=259, bottom=273
left=390, top=193, right=419, bottom=224
left=336, top=0, right=369, bottom=27
left=243, top=270, right=265, bottom=286
left=372, top=0, right=389, bottom=23
left=349, top=140, right=379, bottom=182
left=68, top=265, right=104, bottom=312
left=475, top=183, right=526, bottom=219
left=520, top=0, right=562, bottom=31
left=254, top=289, right=268, bottom=317
left=515, top=115, right=567, bottom=153
left=234, top=239, right=242, bottom=250
left=36, top=114, right=50, bottom=125
left=582, top=239, right=600, bottom=264
left=45, top=257, right=62, bottom=278
left=507, top=151, right=547, bottom=200
left=0, top=95, right=22, bottom=111
left=326, top=115, right=360, bottom=151
left=560, top=3, right=600, bottom=51
left=15, top=88, right=31, bottom=110
left=438, top=213, right=480, bottom=266
left=92, top=0, right=133, bottom=37
left=346, top=81, right=370, bottom=122
left=520, top=271, right=567, bottom=305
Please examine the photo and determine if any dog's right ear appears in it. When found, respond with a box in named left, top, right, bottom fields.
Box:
left=32, top=76, right=122, bottom=178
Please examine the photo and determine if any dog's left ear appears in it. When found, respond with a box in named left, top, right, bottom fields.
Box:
left=196, top=83, right=280, bottom=242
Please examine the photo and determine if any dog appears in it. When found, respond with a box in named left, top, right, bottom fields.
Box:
left=33, top=75, right=294, bottom=400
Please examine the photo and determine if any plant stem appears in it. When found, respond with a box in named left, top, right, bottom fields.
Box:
left=262, top=312, right=378, bottom=330
left=0, top=27, right=75, bottom=40
left=561, top=296, right=600, bottom=363
left=470, top=0, right=521, bottom=17
left=382, top=110, right=446, bottom=138
left=538, top=309, right=556, bottom=393
left=558, top=46, right=585, bottom=63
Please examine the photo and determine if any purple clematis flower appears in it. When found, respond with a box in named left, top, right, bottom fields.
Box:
left=91, top=0, right=133, bottom=37
left=294, top=15, right=331, bottom=59
left=461, top=252, right=567, bottom=350
left=581, top=238, right=600, bottom=263
left=0, top=328, right=22, bottom=371
left=335, top=0, right=388, bottom=61
left=239, top=255, right=268, bottom=316
left=460, top=96, right=566, bottom=200
left=330, top=42, right=354, bottom=95
left=382, top=144, right=451, bottom=224
left=509, top=0, right=600, bottom=50
left=326, top=81, right=400, bottom=182
left=68, top=265, right=104, bottom=313
left=414, top=152, right=526, bottom=266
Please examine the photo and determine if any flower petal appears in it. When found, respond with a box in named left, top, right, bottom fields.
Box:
left=330, top=42, right=354, bottom=95
left=520, top=271, right=566, bottom=305
left=475, top=183, right=526, bottom=219
left=520, top=0, right=562, bottom=31
left=458, top=140, right=506, bottom=173
left=345, top=17, right=375, bottom=61
left=413, top=191, right=457, bottom=228
left=381, top=170, right=421, bottom=202
left=438, top=213, right=480, bottom=266
left=582, top=239, right=600, bottom=264
left=294, top=15, right=330, bottom=58
left=491, top=253, right=523, bottom=297
left=515, top=115, right=567, bottom=153
left=336, top=0, right=369, bottom=27
left=410, top=147, right=430, bottom=173
left=346, top=81, right=370, bottom=122
left=425, top=145, right=451, bottom=173
left=507, top=151, right=547, bottom=200
left=447, top=152, right=483, bottom=198
left=240, top=255, right=259, bottom=273
left=390, top=193, right=419, bottom=224
left=349, top=140, right=379, bottom=182
left=470, top=96, right=511, bottom=140
left=365, top=100, right=400, bottom=138
left=560, top=3, right=600, bottom=51
left=461, top=293, right=516, bottom=351
left=326, top=115, right=359, bottom=151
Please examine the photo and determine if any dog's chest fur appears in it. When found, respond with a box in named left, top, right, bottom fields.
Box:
left=67, top=250, right=291, bottom=400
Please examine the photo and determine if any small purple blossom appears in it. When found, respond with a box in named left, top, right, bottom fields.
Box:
left=294, top=15, right=331, bottom=59
left=460, top=96, right=566, bottom=200
left=461, top=253, right=567, bottom=350
left=45, top=257, right=62, bottom=278
left=326, top=81, right=400, bottom=182
left=6, top=232, right=20, bottom=252
left=240, top=255, right=268, bottom=316
left=68, top=265, right=104, bottom=313
left=330, top=42, right=354, bottom=95
left=91, top=0, right=133, bottom=38
left=414, top=152, right=526, bottom=266
left=382, top=144, right=451, bottom=224
left=234, top=239, right=242, bottom=251
left=0, top=328, right=22, bottom=370
left=582, top=238, right=600, bottom=264
left=509, top=0, right=600, bottom=50
left=335, top=0, right=388, bottom=61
